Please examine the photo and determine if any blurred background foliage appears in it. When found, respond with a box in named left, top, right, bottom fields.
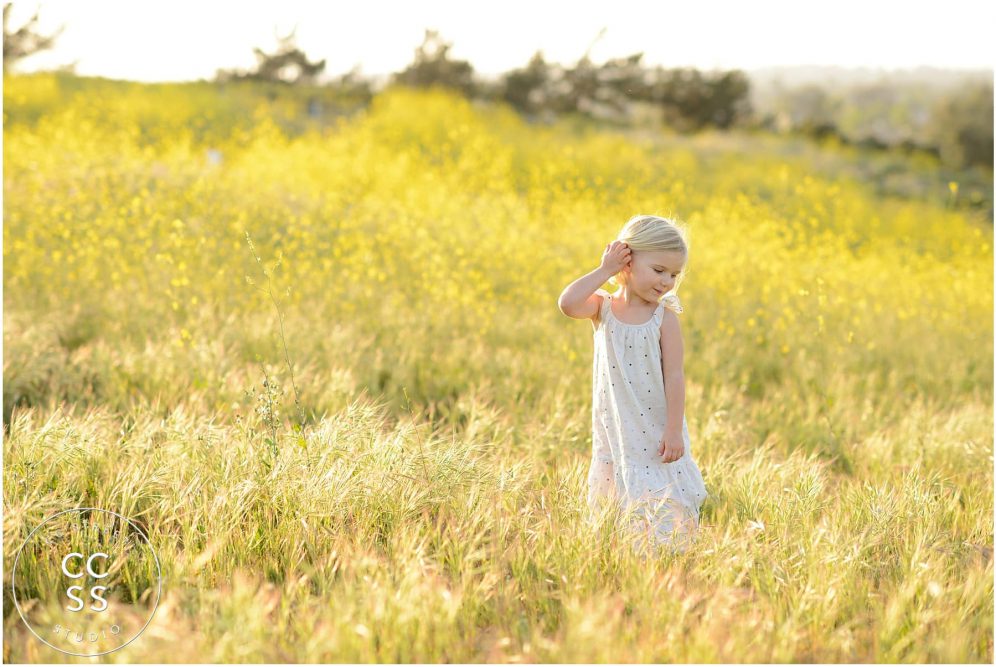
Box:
left=3, top=72, right=991, bottom=449
left=4, top=4, right=993, bottom=175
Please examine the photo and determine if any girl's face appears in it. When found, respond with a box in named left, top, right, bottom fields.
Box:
left=622, top=249, right=686, bottom=301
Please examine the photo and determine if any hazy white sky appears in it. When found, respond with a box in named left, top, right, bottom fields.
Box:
left=6, top=0, right=995, bottom=82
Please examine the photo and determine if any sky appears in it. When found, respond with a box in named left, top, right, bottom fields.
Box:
left=6, top=0, right=995, bottom=83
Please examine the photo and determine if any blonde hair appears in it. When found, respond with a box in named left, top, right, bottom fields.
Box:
left=609, top=214, right=690, bottom=295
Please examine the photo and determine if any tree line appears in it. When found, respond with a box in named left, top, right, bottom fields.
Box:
left=4, top=4, right=992, bottom=171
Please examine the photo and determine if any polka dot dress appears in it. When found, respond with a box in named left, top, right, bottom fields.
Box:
left=587, top=288, right=708, bottom=554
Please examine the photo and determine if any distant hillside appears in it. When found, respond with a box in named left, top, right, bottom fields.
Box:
left=744, top=64, right=992, bottom=91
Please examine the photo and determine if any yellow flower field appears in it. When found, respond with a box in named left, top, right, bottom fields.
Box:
left=3, top=72, right=992, bottom=662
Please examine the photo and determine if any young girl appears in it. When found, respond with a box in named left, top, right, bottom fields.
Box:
left=558, top=215, right=708, bottom=555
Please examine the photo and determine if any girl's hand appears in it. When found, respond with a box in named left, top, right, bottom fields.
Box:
left=658, top=428, right=684, bottom=463
left=599, top=240, right=631, bottom=275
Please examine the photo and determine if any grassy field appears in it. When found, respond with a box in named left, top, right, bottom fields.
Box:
left=2, top=72, right=993, bottom=662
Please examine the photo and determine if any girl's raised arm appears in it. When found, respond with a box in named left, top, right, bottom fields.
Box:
left=558, top=241, right=630, bottom=319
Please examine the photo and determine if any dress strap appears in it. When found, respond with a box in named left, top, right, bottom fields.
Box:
left=652, top=293, right=683, bottom=327
left=661, top=293, right=683, bottom=314
left=595, top=288, right=612, bottom=321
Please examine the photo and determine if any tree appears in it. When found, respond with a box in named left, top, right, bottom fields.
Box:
left=591, top=52, right=652, bottom=120
left=502, top=51, right=551, bottom=116
left=558, top=54, right=599, bottom=115
left=552, top=27, right=606, bottom=116
left=638, top=66, right=754, bottom=132
left=651, top=68, right=706, bottom=131
left=926, top=81, right=994, bottom=169
left=702, top=70, right=752, bottom=129
left=216, top=27, right=326, bottom=85
left=3, top=2, right=65, bottom=72
left=393, top=29, right=476, bottom=96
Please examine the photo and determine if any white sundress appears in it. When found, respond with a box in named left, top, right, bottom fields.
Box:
left=587, top=288, right=708, bottom=554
